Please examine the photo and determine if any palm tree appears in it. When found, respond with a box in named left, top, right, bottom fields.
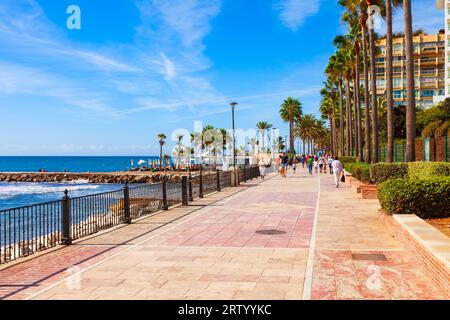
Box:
left=403, top=0, right=416, bottom=161
left=202, top=125, right=215, bottom=165
left=359, top=2, right=372, bottom=163
left=340, top=0, right=362, bottom=158
left=320, top=80, right=339, bottom=155
left=384, top=0, right=403, bottom=162
left=248, top=138, right=259, bottom=155
left=367, top=0, right=379, bottom=163
left=333, top=35, right=354, bottom=156
left=157, top=133, right=167, bottom=168
left=277, top=136, right=286, bottom=152
left=326, top=55, right=344, bottom=156
left=256, top=121, right=272, bottom=153
left=219, top=128, right=230, bottom=164
left=279, top=97, right=302, bottom=154
left=175, top=134, right=184, bottom=170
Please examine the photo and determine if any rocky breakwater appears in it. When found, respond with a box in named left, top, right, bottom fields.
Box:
left=0, top=172, right=183, bottom=184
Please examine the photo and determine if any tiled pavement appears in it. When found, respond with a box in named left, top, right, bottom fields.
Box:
left=0, top=168, right=445, bottom=300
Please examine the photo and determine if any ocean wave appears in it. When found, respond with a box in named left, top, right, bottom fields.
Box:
left=0, top=183, right=100, bottom=199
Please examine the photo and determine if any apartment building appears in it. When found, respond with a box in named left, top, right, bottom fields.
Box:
left=370, top=32, right=445, bottom=109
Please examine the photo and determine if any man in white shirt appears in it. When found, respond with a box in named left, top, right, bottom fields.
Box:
left=331, top=156, right=344, bottom=188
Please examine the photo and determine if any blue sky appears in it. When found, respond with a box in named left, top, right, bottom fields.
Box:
left=0, top=0, right=444, bottom=155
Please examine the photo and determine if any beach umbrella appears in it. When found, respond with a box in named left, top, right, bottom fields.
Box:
left=137, top=160, right=146, bottom=166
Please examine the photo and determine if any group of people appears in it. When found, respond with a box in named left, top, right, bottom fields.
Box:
left=272, top=152, right=345, bottom=188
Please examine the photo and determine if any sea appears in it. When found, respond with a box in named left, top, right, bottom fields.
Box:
left=0, top=156, right=167, bottom=210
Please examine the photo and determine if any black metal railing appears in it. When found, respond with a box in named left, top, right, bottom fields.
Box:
left=0, top=166, right=263, bottom=265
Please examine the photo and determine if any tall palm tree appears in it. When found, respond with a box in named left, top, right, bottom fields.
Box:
left=326, top=55, right=345, bottom=156
left=403, top=0, right=416, bottom=161
left=367, top=0, right=379, bottom=163
left=359, top=3, right=372, bottom=163
left=157, top=133, right=167, bottom=168
left=320, top=80, right=339, bottom=155
left=256, top=121, right=273, bottom=153
left=384, top=0, right=403, bottom=162
left=279, top=97, right=302, bottom=154
left=340, top=0, right=362, bottom=158
left=334, top=36, right=354, bottom=156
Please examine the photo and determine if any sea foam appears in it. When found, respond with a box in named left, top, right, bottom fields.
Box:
left=0, top=183, right=100, bottom=199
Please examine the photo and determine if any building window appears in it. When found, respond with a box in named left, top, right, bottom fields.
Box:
left=376, top=79, right=385, bottom=87
left=394, top=90, right=403, bottom=99
left=393, top=78, right=403, bottom=87
left=394, top=44, right=403, bottom=53
left=421, top=90, right=434, bottom=97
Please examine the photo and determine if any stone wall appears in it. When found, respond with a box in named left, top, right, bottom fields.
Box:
left=0, top=172, right=183, bottom=184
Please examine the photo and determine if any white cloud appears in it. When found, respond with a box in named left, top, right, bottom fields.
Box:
left=274, top=0, right=320, bottom=31
left=136, top=0, right=221, bottom=48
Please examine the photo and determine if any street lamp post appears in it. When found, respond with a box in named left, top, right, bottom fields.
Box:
left=230, top=102, right=238, bottom=168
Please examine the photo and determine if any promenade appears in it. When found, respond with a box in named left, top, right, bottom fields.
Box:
left=0, top=167, right=444, bottom=300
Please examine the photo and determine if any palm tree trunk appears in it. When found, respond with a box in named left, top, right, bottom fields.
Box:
left=355, top=46, right=363, bottom=161
left=352, top=78, right=358, bottom=157
left=404, top=0, right=416, bottom=162
left=344, top=77, right=352, bottom=156
left=339, top=78, right=344, bottom=156
left=385, top=0, right=394, bottom=163
left=159, top=145, right=163, bottom=167
left=362, top=24, right=371, bottom=163
left=289, top=119, right=294, bottom=154
left=368, top=13, right=379, bottom=163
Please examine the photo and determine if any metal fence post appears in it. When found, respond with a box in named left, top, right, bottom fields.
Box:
left=199, top=166, right=204, bottom=198
left=181, top=176, right=188, bottom=205
left=61, top=190, right=72, bottom=245
left=162, top=181, right=168, bottom=210
left=216, top=170, right=221, bottom=192
left=123, top=182, right=131, bottom=224
left=188, top=172, right=193, bottom=202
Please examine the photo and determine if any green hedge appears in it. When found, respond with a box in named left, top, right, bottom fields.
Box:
left=345, top=162, right=371, bottom=183
left=370, top=163, right=409, bottom=184
left=407, top=162, right=450, bottom=179
left=378, top=177, right=450, bottom=218
left=339, top=156, right=357, bottom=164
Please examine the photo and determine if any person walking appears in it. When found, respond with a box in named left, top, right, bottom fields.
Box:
left=331, top=156, right=344, bottom=188
left=313, top=157, right=318, bottom=174
left=276, top=155, right=281, bottom=175
left=292, top=159, right=297, bottom=174
left=318, top=156, right=325, bottom=173
left=259, top=157, right=266, bottom=180
left=281, top=152, right=289, bottom=177
left=301, top=155, right=306, bottom=168
left=307, top=155, right=313, bottom=175
left=328, top=156, right=334, bottom=174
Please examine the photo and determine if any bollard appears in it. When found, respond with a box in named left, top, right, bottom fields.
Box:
left=188, top=172, right=193, bottom=202
left=181, top=176, right=188, bottom=205
left=162, top=181, right=169, bottom=210
left=123, top=182, right=131, bottom=224
left=216, top=169, right=221, bottom=192
left=61, top=190, right=72, bottom=245
left=199, top=166, right=204, bottom=198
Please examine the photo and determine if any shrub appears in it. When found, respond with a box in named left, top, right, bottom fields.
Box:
left=378, top=177, right=450, bottom=218
left=408, top=162, right=450, bottom=179
left=339, top=156, right=357, bottom=164
left=370, top=163, right=409, bottom=184
left=345, top=162, right=371, bottom=183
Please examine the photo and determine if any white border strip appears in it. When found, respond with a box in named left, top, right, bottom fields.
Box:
left=302, top=173, right=321, bottom=300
